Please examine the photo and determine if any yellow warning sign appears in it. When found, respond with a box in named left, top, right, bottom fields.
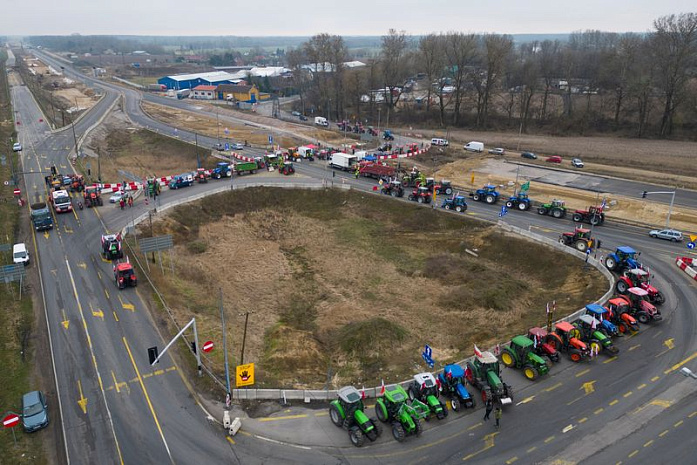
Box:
left=690, top=234, right=697, bottom=243
left=235, top=363, right=255, bottom=387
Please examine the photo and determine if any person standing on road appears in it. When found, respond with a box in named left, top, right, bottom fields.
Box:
left=483, top=400, right=493, bottom=421
left=495, top=407, right=502, bottom=429
left=127, top=195, right=133, bottom=208
left=119, top=197, right=125, bottom=210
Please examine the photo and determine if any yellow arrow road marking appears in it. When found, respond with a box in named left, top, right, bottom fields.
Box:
left=664, top=338, right=674, bottom=350
left=43, top=231, right=50, bottom=239
left=516, top=396, right=535, bottom=405
left=77, top=380, right=88, bottom=414
left=90, top=304, right=104, bottom=319
left=581, top=381, right=596, bottom=395
left=77, top=262, right=86, bottom=269
left=462, top=432, right=497, bottom=461
left=118, top=295, right=134, bottom=311
left=61, top=309, right=69, bottom=329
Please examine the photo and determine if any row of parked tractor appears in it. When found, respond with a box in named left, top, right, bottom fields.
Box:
left=328, top=243, right=664, bottom=447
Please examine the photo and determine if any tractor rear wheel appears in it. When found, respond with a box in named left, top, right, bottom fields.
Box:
left=549, top=352, right=561, bottom=363
left=450, top=398, right=461, bottom=412
left=605, top=257, right=617, bottom=271
left=500, top=349, right=516, bottom=368
left=616, top=280, right=629, bottom=293
left=407, top=387, right=417, bottom=402
left=575, top=241, right=588, bottom=252
left=417, top=197, right=424, bottom=204
left=590, top=215, right=601, bottom=226
left=375, top=401, right=388, bottom=423
left=349, top=427, right=366, bottom=447
left=569, top=349, right=582, bottom=362
left=523, top=366, right=539, bottom=381
left=413, top=418, right=422, bottom=436
left=445, top=187, right=453, bottom=195
left=518, top=202, right=528, bottom=211
left=552, top=208, right=564, bottom=218
left=329, top=404, right=343, bottom=427
left=485, top=194, right=496, bottom=204
left=440, top=401, right=448, bottom=418
left=538, top=207, right=547, bottom=215
left=572, top=213, right=583, bottom=222
left=636, top=312, right=650, bottom=324
left=390, top=190, right=397, bottom=197
left=653, top=292, right=665, bottom=305
left=617, top=322, right=628, bottom=334
left=391, top=423, right=406, bottom=442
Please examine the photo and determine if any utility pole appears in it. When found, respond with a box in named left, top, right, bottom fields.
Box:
left=97, top=147, right=101, bottom=183
left=220, top=289, right=231, bottom=399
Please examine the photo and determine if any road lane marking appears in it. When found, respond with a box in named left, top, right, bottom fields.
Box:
left=77, top=380, right=88, bottom=414
left=226, top=436, right=235, bottom=445
left=165, top=366, right=177, bottom=372
left=544, top=382, right=562, bottom=392
left=651, top=376, right=660, bottom=382
left=628, top=450, right=638, bottom=458
left=61, top=309, right=69, bottom=329
left=314, top=412, right=328, bottom=417
left=663, top=338, right=674, bottom=349
left=628, top=344, right=641, bottom=351
left=104, top=288, right=110, bottom=299
left=113, top=311, right=119, bottom=322
left=623, top=391, right=633, bottom=398
left=637, top=383, right=647, bottom=390
left=526, top=446, right=536, bottom=453
left=505, top=457, right=518, bottom=464
left=581, top=381, right=596, bottom=394
left=689, top=411, right=697, bottom=418
left=575, top=368, right=590, bottom=377
left=462, top=432, right=497, bottom=462
left=603, top=356, right=618, bottom=364
left=258, top=414, right=308, bottom=422
left=468, top=423, right=483, bottom=431
left=659, top=430, right=669, bottom=437
left=562, top=425, right=574, bottom=433
left=65, top=259, right=125, bottom=463
left=544, top=435, right=555, bottom=443
left=643, top=440, right=653, bottom=447
left=578, top=417, right=588, bottom=423
left=516, top=396, right=535, bottom=405
left=664, top=352, right=697, bottom=374
left=594, top=408, right=604, bottom=415
left=609, top=400, right=619, bottom=406
left=674, top=420, right=683, bottom=427
left=123, top=337, right=173, bottom=463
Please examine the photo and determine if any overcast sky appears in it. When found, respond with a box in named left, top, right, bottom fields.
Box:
left=1, top=0, right=694, bottom=36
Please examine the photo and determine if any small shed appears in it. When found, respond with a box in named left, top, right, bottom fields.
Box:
left=192, top=85, right=217, bottom=100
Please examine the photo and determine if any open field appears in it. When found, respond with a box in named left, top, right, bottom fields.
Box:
left=140, top=188, right=605, bottom=389
left=0, top=52, right=48, bottom=465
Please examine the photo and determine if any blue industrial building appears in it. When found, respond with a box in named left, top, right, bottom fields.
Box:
left=157, top=71, right=244, bottom=90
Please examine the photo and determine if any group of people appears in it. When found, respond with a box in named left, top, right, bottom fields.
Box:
left=118, top=193, right=134, bottom=210
left=483, top=399, right=503, bottom=429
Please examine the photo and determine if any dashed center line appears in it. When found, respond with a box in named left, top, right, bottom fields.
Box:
left=544, top=382, right=563, bottom=392
left=628, top=450, right=639, bottom=458
left=609, top=400, right=619, bottom=406
left=643, top=440, right=653, bottom=447
left=544, top=436, right=555, bottom=443
left=623, top=391, right=633, bottom=398
left=650, top=376, right=660, bottom=382
left=637, top=383, right=647, bottom=390
left=578, top=417, right=588, bottom=423
left=658, top=430, right=669, bottom=437
left=526, top=446, right=537, bottom=453
left=674, top=420, right=684, bottom=428
left=594, top=408, right=604, bottom=415
left=505, top=457, right=518, bottom=464
left=575, top=368, right=590, bottom=378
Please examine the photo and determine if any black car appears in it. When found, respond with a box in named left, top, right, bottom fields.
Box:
left=299, top=115, right=308, bottom=121
left=521, top=152, right=537, bottom=160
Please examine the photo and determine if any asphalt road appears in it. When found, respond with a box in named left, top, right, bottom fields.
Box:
left=19, top=50, right=697, bottom=465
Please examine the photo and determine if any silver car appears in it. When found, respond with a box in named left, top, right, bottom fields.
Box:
left=649, top=229, right=683, bottom=242
left=488, top=147, right=505, bottom=155
left=571, top=158, right=584, bottom=168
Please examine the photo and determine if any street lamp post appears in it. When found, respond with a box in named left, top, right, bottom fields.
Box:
left=642, top=190, right=677, bottom=229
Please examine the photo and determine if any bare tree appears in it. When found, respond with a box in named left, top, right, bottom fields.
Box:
left=380, top=29, right=411, bottom=112
left=286, top=48, right=310, bottom=114
left=538, top=40, right=561, bottom=121
left=444, top=32, right=477, bottom=126
left=478, top=34, right=513, bottom=127
left=651, top=13, right=697, bottom=137
left=418, top=34, right=445, bottom=113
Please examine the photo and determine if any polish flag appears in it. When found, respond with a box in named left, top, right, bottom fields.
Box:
left=379, top=379, right=385, bottom=396
left=361, top=385, right=366, bottom=399
left=591, top=317, right=597, bottom=330
left=474, top=344, right=483, bottom=358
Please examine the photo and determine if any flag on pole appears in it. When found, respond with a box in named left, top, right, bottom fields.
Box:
left=591, top=317, right=597, bottom=330
left=379, top=379, right=385, bottom=396
left=533, top=335, right=538, bottom=348
left=474, top=344, right=483, bottom=358
left=361, top=385, right=366, bottom=399
left=546, top=302, right=550, bottom=315
left=600, top=197, right=607, bottom=209
left=520, top=181, right=530, bottom=192
left=553, top=300, right=557, bottom=313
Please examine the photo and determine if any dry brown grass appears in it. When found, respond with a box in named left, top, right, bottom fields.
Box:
left=142, top=188, right=605, bottom=389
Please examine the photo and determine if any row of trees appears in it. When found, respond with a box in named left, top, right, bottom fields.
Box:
left=288, top=13, right=697, bottom=138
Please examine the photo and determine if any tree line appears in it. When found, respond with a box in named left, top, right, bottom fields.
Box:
left=287, top=13, right=697, bottom=139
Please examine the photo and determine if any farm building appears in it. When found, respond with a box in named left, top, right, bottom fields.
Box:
left=157, top=71, right=243, bottom=90
left=217, top=84, right=261, bottom=103
left=191, top=85, right=217, bottom=100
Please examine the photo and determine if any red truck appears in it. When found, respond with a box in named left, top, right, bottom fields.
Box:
left=358, top=162, right=395, bottom=179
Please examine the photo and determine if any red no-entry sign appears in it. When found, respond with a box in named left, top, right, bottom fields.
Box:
left=202, top=341, right=214, bottom=353
left=3, top=414, right=20, bottom=428
left=13, top=188, right=21, bottom=196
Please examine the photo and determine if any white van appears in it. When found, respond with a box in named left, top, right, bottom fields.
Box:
left=315, top=116, right=329, bottom=127
left=13, top=243, right=29, bottom=266
left=431, top=138, right=449, bottom=147
left=464, top=141, right=484, bottom=153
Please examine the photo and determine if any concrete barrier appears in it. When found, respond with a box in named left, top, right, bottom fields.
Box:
left=676, top=257, right=697, bottom=281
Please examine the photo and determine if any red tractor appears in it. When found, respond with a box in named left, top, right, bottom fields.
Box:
left=196, top=168, right=210, bottom=183
left=546, top=321, right=591, bottom=362
left=615, top=269, right=665, bottom=305
left=279, top=162, right=295, bottom=175
left=614, top=287, right=662, bottom=324
left=605, top=298, right=641, bottom=333
left=83, top=185, right=103, bottom=207
left=559, top=227, right=601, bottom=253
left=407, top=186, right=432, bottom=204
left=114, top=261, right=137, bottom=289
left=527, top=327, right=560, bottom=363
left=572, top=205, right=605, bottom=226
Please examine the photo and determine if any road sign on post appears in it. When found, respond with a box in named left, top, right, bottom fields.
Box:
left=421, top=344, right=434, bottom=368
left=203, top=340, right=214, bottom=353
left=236, top=363, right=255, bottom=387
left=268, top=135, right=273, bottom=145
left=3, top=414, right=20, bottom=428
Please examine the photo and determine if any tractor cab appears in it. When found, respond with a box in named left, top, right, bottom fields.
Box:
left=483, top=184, right=497, bottom=194
left=605, top=298, right=640, bottom=333
left=114, top=262, right=137, bottom=289
left=336, top=386, right=364, bottom=417
left=573, top=228, right=591, bottom=241
left=551, top=199, right=565, bottom=208
left=415, top=186, right=431, bottom=197
left=279, top=162, right=295, bottom=175
left=617, top=269, right=664, bottom=305
left=441, top=195, right=467, bottom=212
left=528, top=327, right=560, bottom=363
left=101, top=234, right=123, bottom=261
left=83, top=185, right=103, bottom=207
left=423, top=177, right=435, bottom=189
left=196, top=168, right=210, bottom=183
left=516, top=192, right=529, bottom=201
left=474, top=351, right=500, bottom=373
left=625, top=268, right=650, bottom=285
left=623, top=287, right=661, bottom=322
left=585, top=304, right=619, bottom=336
left=552, top=321, right=590, bottom=361
left=410, top=373, right=438, bottom=398
left=588, top=205, right=604, bottom=215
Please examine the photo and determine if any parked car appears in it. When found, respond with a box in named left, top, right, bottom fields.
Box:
left=22, top=390, right=49, bottom=432
left=13, top=142, right=22, bottom=152
left=488, top=147, right=505, bottom=155
left=571, top=158, right=584, bottom=168
left=109, top=191, right=127, bottom=203
left=213, top=143, right=224, bottom=151
left=291, top=111, right=301, bottom=117
left=521, top=152, right=537, bottom=160
left=13, top=243, right=29, bottom=266
left=299, top=115, right=308, bottom=121
left=546, top=156, right=562, bottom=163
left=231, top=143, right=244, bottom=150
left=649, top=229, right=683, bottom=242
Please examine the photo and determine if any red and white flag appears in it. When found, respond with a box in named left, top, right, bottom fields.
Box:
left=591, top=317, right=597, bottom=330
left=474, top=344, right=483, bottom=358
left=361, top=385, right=366, bottom=399
left=379, top=379, right=385, bottom=396
left=546, top=302, right=550, bottom=315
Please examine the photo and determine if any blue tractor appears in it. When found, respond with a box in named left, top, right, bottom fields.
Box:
left=441, top=195, right=468, bottom=213
left=211, top=162, right=232, bottom=179
left=505, top=192, right=532, bottom=211
left=383, top=130, right=395, bottom=141
left=604, top=246, right=642, bottom=273
left=585, top=304, right=620, bottom=337
left=469, top=184, right=500, bottom=204
left=437, top=364, right=475, bottom=412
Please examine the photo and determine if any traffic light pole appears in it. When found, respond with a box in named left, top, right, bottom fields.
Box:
left=150, top=317, right=202, bottom=377
left=642, top=190, right=676, bottom=229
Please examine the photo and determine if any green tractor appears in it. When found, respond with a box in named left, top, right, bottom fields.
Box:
left=375, top=384, right=429, bottom=442
left=329, top=386, right=383, bottom=447
left=465, top=350, right=514, bottom=405
left=537, top=199, right=567, bottom=218
left=407, top=373, right=448, bottom=420
left=500, top=336, right=550, bottom=381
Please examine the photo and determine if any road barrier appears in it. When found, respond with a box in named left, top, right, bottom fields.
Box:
left=676, top=257, right=697, bottom=281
